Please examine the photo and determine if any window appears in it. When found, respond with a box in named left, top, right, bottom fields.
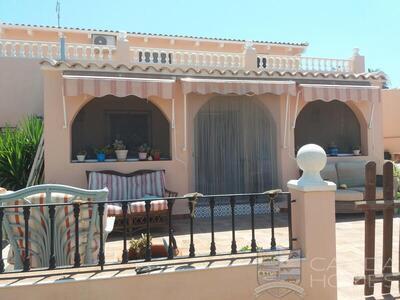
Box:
left=295, top=100, right=361, bottom=154
left=71, top=95, right=170, bottom=161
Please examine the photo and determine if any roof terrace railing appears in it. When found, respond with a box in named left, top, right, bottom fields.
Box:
left=0, top=190, right=292, bottom=276
left=130, top=46, right=243, bottom=69
left=0, top=38, right=358, bottom=73
left=257, top=54, right=353, bottom=73
left=0, top=39, right=116, bottom=62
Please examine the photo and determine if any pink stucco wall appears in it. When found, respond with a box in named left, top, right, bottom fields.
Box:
left=0, top=25, right=385, bottom=201
left=382, top=89, right=400, bottom=154
left=42, top=69, right=385, bottom=214
left=0, top=25, right=305, bottom=56
left=0, top=58, right=43, bottom=126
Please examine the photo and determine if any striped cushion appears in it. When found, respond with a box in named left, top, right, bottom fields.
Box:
left=129, top=200, right=168, bottom=213
left=88, top=172, right=128, bottom=201
left=5, top=193, right=104, bottom=268
left=127, top=171, right=166, bottom=199
left=106, top=204, right=123, bottom=216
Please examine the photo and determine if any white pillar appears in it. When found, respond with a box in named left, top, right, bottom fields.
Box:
left=288, top=144, right=337, bottom=300
left=351, top=48, right=365, bottom=74
left=243, top=41, right=258, bottom=71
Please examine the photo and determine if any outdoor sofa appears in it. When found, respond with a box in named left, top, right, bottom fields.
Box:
left=320, top=161, right=398, bottom=213
left=87, top=169, right=178, bottom=232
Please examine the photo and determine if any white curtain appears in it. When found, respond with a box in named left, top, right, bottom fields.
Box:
left=194, top=95, right=277, bottom=194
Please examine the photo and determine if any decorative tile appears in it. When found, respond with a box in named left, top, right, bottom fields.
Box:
left=195, top=203, right=280, bottom=218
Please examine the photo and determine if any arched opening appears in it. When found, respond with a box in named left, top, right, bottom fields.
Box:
left=194, top=95, right=278, bottom=194
left=71, top=95, right=170, bottom=160
left=295, top=100, right=362, bottom=154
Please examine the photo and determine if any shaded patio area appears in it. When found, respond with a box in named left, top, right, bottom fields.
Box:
left=104, top=213, right=400, bottom=300
left=2, top=211, right=400, bottom=299
left=104, top=213, right=290, bottom=262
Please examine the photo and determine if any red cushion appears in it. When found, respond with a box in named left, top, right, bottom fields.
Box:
left=107, top=204, right=123, bottom=216
left=129, top=200, right=168, bottom=213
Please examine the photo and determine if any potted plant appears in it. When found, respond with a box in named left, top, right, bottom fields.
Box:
left=94, top=147, right=106, bottom=162
left=104, top=144, right=114, bottom=159
left=151, top=149, right=161, bottom=161
left=138, top=143, right=149, bottom=160
left=113, top=139, right=128, bottom=161
left=76, top=150, right=86, bottom=162
left=128, top=234, right=178, bottom=260
left=128, top=234, right=148, bottom=260
left=327, top=142, right=338, bottom=156
left=352, top=145, right=361, bottom=156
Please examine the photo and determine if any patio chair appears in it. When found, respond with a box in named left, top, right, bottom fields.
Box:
left=87, top=169, right=178, bottom=232
left=0, top=184, right=114, bottom=270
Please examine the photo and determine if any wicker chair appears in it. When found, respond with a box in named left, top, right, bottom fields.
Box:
left=87, top=169, right=178, bottom=233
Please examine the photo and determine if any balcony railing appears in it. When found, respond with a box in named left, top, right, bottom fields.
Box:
left=0, top=190, right=292, bottom=276
left=0, top=39, right=116, bottom=61
left=0, top=38, right=356, bottom=73
left=257, top=55, right=353, bottom=73
left=130, top=47, right=243, bottom=69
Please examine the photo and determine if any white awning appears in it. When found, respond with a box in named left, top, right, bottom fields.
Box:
left=300, top=84, right=380, bottom=103
left=181, top=78, right=297, bottom=96
left=63, top=75, right=175, bottom=99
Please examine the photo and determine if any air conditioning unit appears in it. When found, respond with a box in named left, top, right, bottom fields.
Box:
left=91, top=34, right=116, bottom=46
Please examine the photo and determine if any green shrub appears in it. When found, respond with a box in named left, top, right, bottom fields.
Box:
left=0, top=116, right=43, bottom=190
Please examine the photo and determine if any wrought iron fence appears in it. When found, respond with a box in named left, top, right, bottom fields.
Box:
left=0, top=190, right=293, bottom=276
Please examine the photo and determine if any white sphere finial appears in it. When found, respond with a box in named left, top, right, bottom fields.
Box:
left=297, top=144, right=327, bottom=186
left=288, top=144, right=336, bottom=192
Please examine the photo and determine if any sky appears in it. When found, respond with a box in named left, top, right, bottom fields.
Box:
left=1, top=0, right=399, bottom=87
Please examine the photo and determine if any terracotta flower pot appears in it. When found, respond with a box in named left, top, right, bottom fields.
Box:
left=128, top=244, right=179, bottom=260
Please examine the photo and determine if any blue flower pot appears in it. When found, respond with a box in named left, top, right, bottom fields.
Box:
left=328, top=147, right=338, bottom=156
left=96, top=153, right=106, bottom=162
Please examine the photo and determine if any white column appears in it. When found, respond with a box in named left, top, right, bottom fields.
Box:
left=288, top=144, right=337, bottom=300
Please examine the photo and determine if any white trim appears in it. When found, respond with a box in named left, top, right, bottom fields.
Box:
left=61, top=82, right=67, bottom=129
left=292, top=90, right=301, bottom=129
left=369, top=103, right=375, bottom=129
left=288, top=180, right=337, bottom=192
left=62, top=74, right=176, bottom=83
left=183, top=93, right=187, bottom=151
left=283, top=93, right=290, bottom=149
left=171, top=98, right=175, bottom=129
left=299, top=83, right=380, bottom=90
left=181, top=78, right=297, bottom=84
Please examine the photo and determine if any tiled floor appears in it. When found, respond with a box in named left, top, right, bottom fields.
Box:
left=104, top=213, right=291, bottom=262
left=104, top=213, right=400, bottom=300
left=335, top=215, right=400, bottom=300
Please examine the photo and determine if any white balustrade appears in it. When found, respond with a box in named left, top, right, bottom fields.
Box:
left=65, top=43, right=115, bottom=61
left=0, top=39, right=353, bottom=73
left=257, top=54, right=353, bottom=73
left=130, top=47, right=243, bottom=69
left=0, top=39, right=59, bottom=59
left=0, top=39, right=116, bottom=62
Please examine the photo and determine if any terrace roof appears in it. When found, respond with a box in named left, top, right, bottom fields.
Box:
left=40, top=59, right=387, bottom=82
